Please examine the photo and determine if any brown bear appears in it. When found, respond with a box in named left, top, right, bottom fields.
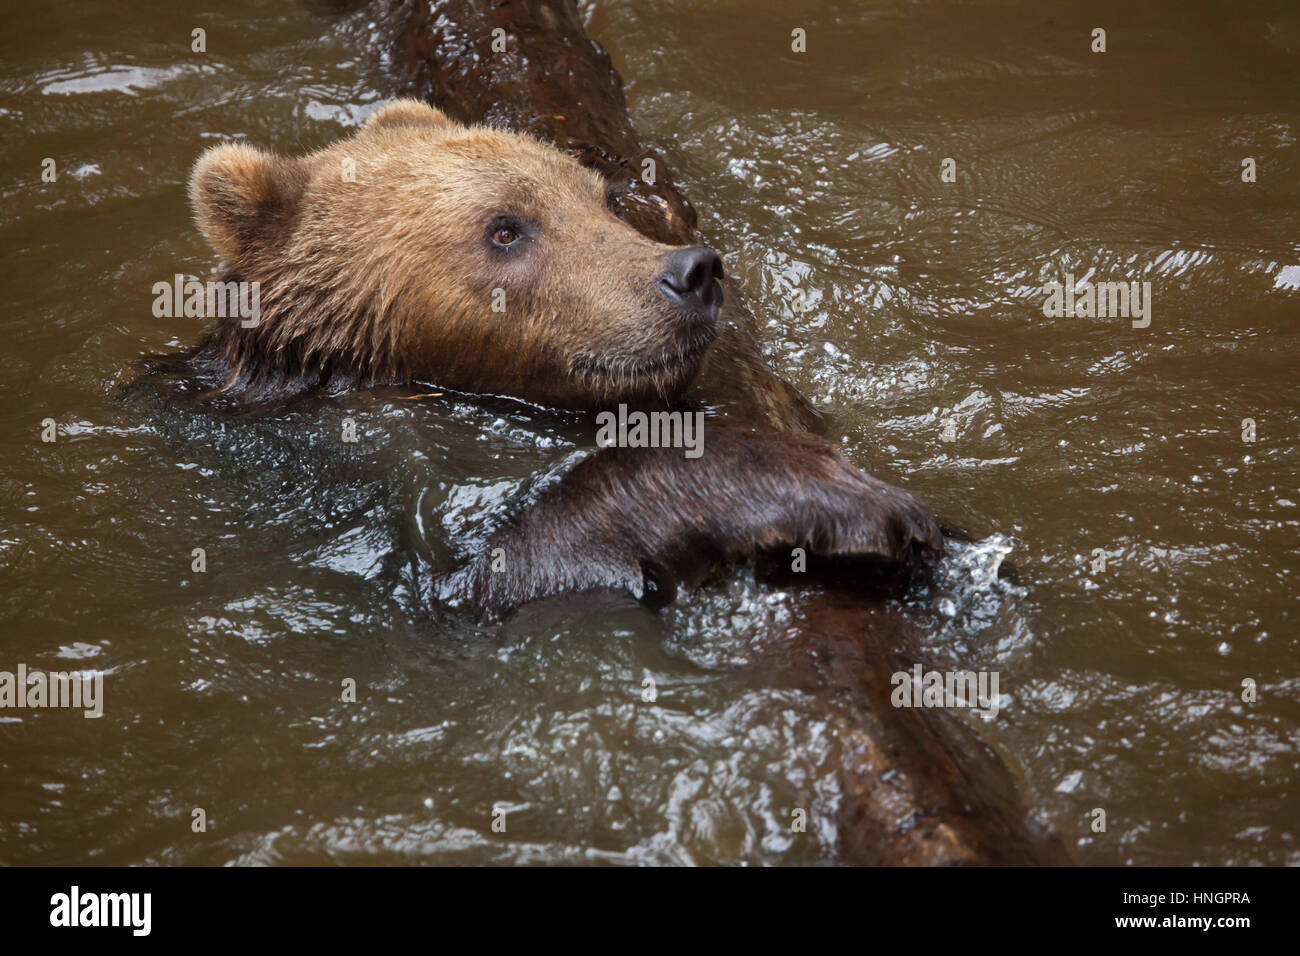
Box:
left=148, top=99, right=941, bottom=616
left=173, top=98, right=722, bottom=409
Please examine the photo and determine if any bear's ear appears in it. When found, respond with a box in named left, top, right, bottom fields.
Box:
left=189, top=142, right=308, bottom=262
left=362, top=98, right=456, bottom=134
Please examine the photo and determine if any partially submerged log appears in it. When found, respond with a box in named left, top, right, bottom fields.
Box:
left=769, top=589, right=1064, bottom=864
left=365, top=0, right=1067, bottom=864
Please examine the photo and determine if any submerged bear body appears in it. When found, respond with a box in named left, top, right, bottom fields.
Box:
left=145, top=99, right=940, bottom=615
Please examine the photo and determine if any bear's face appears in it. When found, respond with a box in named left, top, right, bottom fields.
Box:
left=189, top=99, right=723, bottom=408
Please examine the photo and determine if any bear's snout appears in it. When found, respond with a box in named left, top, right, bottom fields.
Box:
left=657, top=246, right=724, bottom=322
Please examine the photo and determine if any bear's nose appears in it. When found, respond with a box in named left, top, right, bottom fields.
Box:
left=658, top=246, right=724, bottom=319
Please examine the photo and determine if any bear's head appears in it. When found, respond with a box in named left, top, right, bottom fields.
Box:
left=187, top=99, right=724, bottom=408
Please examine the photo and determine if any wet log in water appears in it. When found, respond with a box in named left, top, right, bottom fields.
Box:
left=365, top=0, right=1068, bottom=864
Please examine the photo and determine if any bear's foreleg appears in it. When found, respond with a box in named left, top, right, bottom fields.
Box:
left=447, top=426, right=942, bottom=617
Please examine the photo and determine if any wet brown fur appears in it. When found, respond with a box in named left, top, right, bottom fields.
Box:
left=148, top=98, right=943, bottom=618
left=157, top=99, right=717, bottom=409
left=453, top=428, right=943, bottom=617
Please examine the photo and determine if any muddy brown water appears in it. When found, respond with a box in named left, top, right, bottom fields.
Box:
left=1, top=0, right=1297, bottom=865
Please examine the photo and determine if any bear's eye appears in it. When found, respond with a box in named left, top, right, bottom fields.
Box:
left=485, top=215, right=534, bottom=254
